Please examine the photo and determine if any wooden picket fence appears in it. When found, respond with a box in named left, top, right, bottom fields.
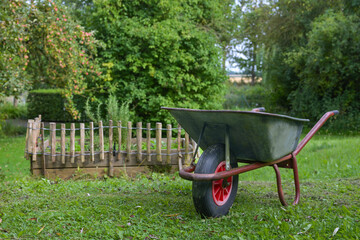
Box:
left=24, top=116, right=197, bottom=179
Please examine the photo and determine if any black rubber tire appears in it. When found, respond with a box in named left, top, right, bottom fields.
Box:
left=192, top=144, right=238, bottom=218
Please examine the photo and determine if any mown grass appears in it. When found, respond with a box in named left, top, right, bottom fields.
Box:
left=0, top=134, right=359, bottom=239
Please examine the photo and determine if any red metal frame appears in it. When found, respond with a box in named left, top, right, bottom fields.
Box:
left=179, top=110, right=338, bottom=206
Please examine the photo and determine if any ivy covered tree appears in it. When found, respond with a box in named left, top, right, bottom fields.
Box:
left=0, top=0, right=103, bottom=118
left=89, top=0, right=232, bottom=122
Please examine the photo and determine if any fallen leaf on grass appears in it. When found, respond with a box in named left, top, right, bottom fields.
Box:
left=28, top=218, right=37, bottom=221
left=332, top=227, right=339, bottom=237
left=253, top=215, right=258, bottom=221
left=164, top=213, right=180, bottom=217
left=37, top=225, right=45, bottom=234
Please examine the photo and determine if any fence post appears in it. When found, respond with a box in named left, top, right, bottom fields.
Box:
left=156, top=122, right=162, bottom=162
left=80, top=123, right=85, bottom=163
left=136, top=122, right=142, bottom=162
left=108, top=120, right=114, bottom=177
left=31, top=117, right=42, bottom=162
left=24, top=120, right=32, bottom=159
left=99, top=121, right=104, bottom=161
left=90, top=122, right=94, bottom=162
left=50, top=123, right=57, bottom=163
left=126, top=121, right=132, bottom=162
left=147, top=123, right=151, bottom=162
left=61, top=123, right=66, bottom=164
left=41, top=122, right=46, bottom=176
left=177, top=124, right=182, bottom=163
left=167, top=124, right=172, bottom=164
left=117, top=121, right=122, bottom=161
left=70, top=123, right=75, bottom=163
left=185, top=132, right=190, bottom=164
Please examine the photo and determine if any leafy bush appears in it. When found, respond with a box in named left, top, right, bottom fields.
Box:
left=27, top=89, right=86, bottom=122
left=0, top=103, right=27, bottom=119
left=286, top=11, right=360, bottom=132
left=85, top=94, right=132, bottom=143
left=91, top=0, right=228, bottom=123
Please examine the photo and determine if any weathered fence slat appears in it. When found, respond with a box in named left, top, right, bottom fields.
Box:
left=177, top=124, right=182, bottom=162
left=185, top=132, right=190, bottom=163
left=24, top=120, right=32, bottom=158
left=70, top=123, right=75, bottom=163
left=80, top=123, right=85, bottom=163
left=61, top=123, right=66, bottom=164
left=136, top=122, right=142, bottom=162
left=117, top=121, right=122, bottom=161
left=31, top=120, right=38, bottom=162
left=108, top=120, right=114, bottom=177
left=90, top=122, right=94, bottom=162
left=156, top=122, right=162, bottom=162
left=32, top=117, right=41, bottom=162
left=50, top=123, right=56, bottom=163
left=41, top=122, right=46, bottom=176
left=126, top=121, right=132, bottom=162
left=167, top=124, right=172, bottom=164
left=146, top=123, right=151, bottom=162
left=99, top=121, right=104, bottom=161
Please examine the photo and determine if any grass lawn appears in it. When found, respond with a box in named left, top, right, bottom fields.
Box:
left=0, top=134, right=359, bottom=239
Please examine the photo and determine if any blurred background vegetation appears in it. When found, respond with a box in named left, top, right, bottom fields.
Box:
left=1, top=0, right=359, bottom=136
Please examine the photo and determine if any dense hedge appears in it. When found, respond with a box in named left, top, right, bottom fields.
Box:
left=27, top=89, right=86, bottom=122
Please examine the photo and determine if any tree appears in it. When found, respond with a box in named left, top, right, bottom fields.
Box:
left=286, top=11, right=360, bottom=119
left=243, top=0, right=344, bottom=109
left=89, top=0, right=231, bottom=122
left=0, top=0, right=103, bottom=118
left=233, top=0, right=265, bottom=85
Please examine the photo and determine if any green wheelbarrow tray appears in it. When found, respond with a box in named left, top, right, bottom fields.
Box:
left=163, top=107, right=309, bottom=162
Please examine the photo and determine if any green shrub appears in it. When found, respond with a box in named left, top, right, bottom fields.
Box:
left=223, top=83, right=272, bottom=110
left=27, top=89, right=86, bottom=122
left=0, top=103, right=27, bottom=119
left=85, top=94, right=133, bottom=144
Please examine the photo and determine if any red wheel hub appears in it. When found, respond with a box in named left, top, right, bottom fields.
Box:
left=212, top=161, right=233, bottom=206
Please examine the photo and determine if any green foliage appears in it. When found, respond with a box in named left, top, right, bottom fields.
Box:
left=85, top=94, right=132, bottom=125
left=90, top=0, right=229, bottom=123
left=27, top=89, right=69, bottom=121
left=0, top=0, right=104, bottom=119
left=0, top=103, right=27, bottom=137
left=286, top=11, right=360, bottom=131
left=239, top=0, right=359, bottom=132
left=27, top=89, right=87, bottom=122
left=233, top=1, right=265, bottom=84
left=85, top=94, right=132, bottom=143
left=223, top=83, right=271, bottom=110
left=0, top=103, right=27, bottom=120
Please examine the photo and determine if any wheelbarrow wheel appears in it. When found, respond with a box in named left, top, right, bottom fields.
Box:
left=192, top=144, right=238, bottom=218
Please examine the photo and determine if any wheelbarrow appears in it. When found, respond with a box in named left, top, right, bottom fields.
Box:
left=162, top=107, right=338, bottom=217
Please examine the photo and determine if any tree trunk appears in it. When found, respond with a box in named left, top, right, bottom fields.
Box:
left=251, top=44, right=257, bottom=86
left=13, top=97, right=18, bottom=107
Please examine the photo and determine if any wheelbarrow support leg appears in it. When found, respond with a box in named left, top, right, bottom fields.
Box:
left=273, top=154, right=300, bottom=206
left=225, top=124, right=231, bottom=171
